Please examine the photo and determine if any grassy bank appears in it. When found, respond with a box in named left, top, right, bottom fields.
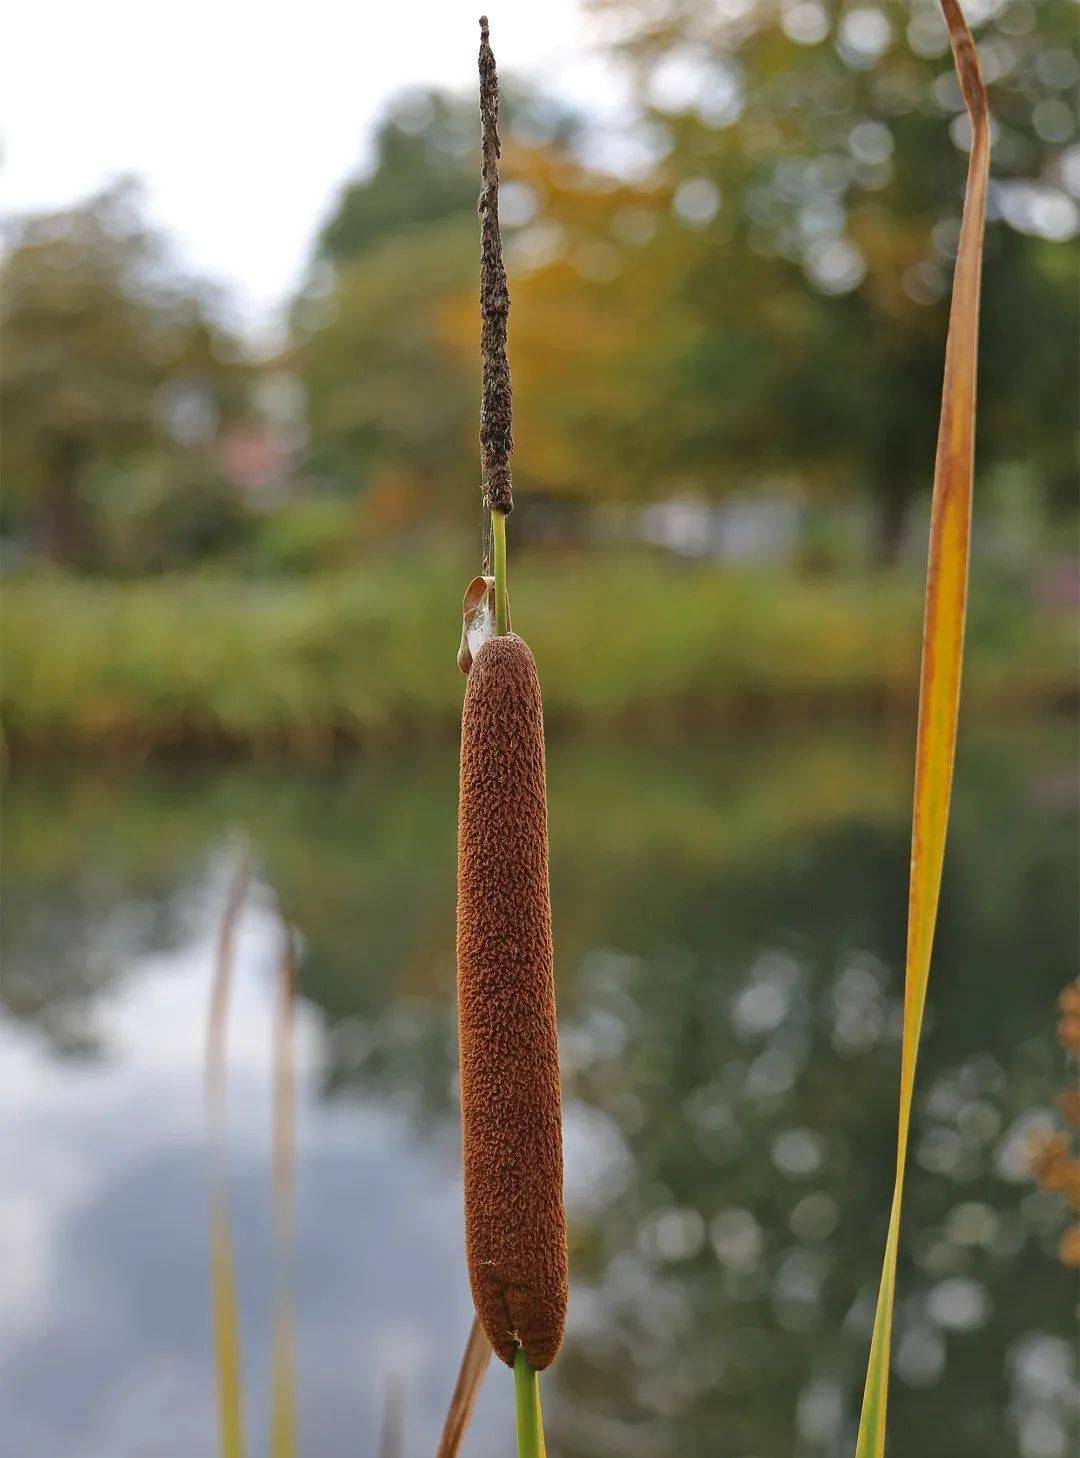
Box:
left=2, top=552, right=1075, bottom=756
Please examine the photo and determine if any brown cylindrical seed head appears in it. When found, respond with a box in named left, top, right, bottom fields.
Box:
left=456, top=633, right=566, bottom=1369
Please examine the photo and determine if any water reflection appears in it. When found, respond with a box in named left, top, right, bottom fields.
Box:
left=1, top=725, right=1076, bottom=1456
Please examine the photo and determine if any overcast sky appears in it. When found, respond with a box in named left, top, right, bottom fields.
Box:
left=1, top=0, right=623, bottom=332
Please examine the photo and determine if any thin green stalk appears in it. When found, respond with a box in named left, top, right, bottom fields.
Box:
left=209, top=1198, right=246, bottom=1458
left=513, top=1349, right=545, bottom=1458
left=270, top=921, right=297, bottom=1458
left=491, top=510, right=508, bottom=635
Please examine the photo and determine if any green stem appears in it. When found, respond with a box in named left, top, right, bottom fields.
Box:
left=513, top=1348, right=544, bottom=1458
left=491, top=509, right=508, bottom=636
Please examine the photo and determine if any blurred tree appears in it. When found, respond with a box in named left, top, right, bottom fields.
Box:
left=1, top=180, right=252, bottom=568
left=314, top=86, right=580, bottom=266
left=444, top=149, right=713, bottom=503
left=297, top=220, right=477, bottom=510
left=295, top=88, right=581, bottom=517
left=296, top=7, right=1078, bottom=559
left=576, top=0, right=1080, bottom=556
left=317, top=91, right=481, bottom=264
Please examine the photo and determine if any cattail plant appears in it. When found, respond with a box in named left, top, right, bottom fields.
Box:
left=446, top=9, right=992, bottom=1458
left=450, top=17, right=567, bottom=1456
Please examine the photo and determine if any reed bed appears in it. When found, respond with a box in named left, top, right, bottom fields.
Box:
left=3, top=557, right=1071, bottom=757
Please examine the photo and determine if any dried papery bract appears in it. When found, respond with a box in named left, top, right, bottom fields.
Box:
left=436, top=1317, right=493, bottom=1458
left=855, top=3, right=990, bottom=1454
left=456, top=634, right=568, bottom=1371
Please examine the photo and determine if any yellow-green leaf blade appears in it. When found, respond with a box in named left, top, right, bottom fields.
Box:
left=270, top=921, right=298, bottom=1458
left=205, top=849, right=251, bottom=1458
left=210, top=1195, right=247, bottom=1458
left=855, top=3, right=990, bottom=1454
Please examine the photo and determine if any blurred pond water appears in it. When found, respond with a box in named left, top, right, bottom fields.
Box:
left=1, top=722, right=1077, bottom=1457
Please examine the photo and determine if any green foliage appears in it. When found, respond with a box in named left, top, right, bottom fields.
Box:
left=89, top=451, right=250, bottom=572
left=2, top=551, right=1074, bottom=755
left=317, top=91, right=481, bottom=264
left=296, top=220, right=477, bottom=499
left=296, top=1, right=1078, bottom=558
left=557, top=0, right=1077, bottom=549
left=0, top=180, right=252, bottom=569
left=245, top=497, right=368, bottom=575
left=314, top=86, right=579, bottom=266
left=295, top=82, right=581, bottom=507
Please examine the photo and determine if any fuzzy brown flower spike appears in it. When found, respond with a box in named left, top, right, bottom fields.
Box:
left=456, top=633, right=567, bottom=1369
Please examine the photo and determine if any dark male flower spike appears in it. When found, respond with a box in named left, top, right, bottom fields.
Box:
left=477, top=15, right=514, bottom=516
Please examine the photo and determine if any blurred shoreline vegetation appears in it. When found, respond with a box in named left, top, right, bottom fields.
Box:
left=1, top=0, right=1077, bottom=754
left=3, top=551, right=1076, bottom=757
